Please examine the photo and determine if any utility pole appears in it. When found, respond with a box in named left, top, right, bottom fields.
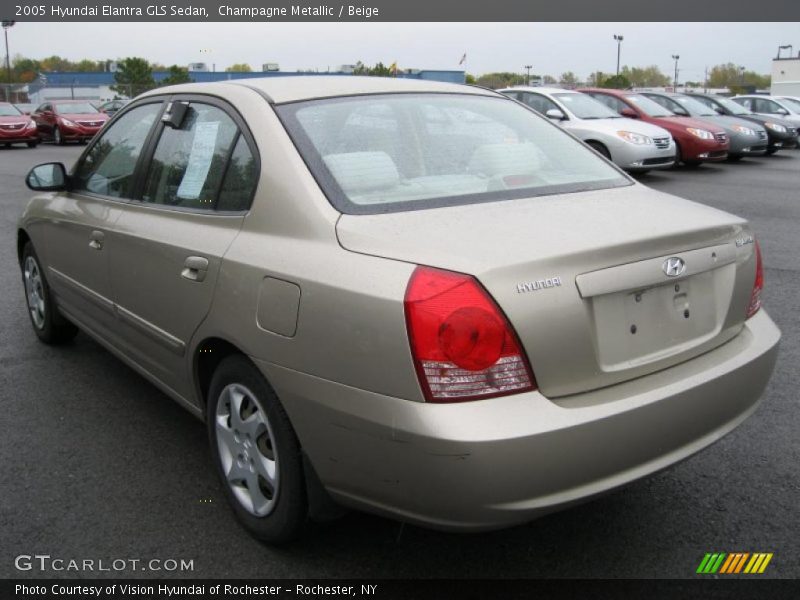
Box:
left=2, top=21, right=14, bottom=102
left=524, top=65, right=532, bottom=86
left=704, top=66, right=708, bottom=94
left=671, top=54, right=680, bottom=91
left=613, top=34, right=624, bottom=76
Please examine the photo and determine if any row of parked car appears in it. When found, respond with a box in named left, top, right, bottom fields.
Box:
left=0, top=98, right=130, bottom=148
left=499, top=87, right=800, bottom=171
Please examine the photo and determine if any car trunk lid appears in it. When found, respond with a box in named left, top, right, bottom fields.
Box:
left=336, top=184, right=758, bottom=398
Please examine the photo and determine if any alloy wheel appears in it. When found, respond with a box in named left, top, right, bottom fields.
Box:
left=215, top=383, right=279, bottom=517
left=23, top=256, right=46, bottom=329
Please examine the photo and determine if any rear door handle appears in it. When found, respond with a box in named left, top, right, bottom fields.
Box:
left=181, top=256, right=209, bottom=282
left=89, top=230, right=104, bottom=250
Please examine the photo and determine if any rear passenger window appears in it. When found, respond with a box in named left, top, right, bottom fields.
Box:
left=142, top=104, right=238, bottom=210
left=217, top=136, right=257, bottom=212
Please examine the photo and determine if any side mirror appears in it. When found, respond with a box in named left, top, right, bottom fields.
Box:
left=714, top=106, right=725, bottom=114
left=776, top=107, right=789, bottom=116
left=545, top=108, right=566, bottom=121
left=620, top=107, right=639, bottom=119
left=26, top=163, right=68, bottom=192
left=672, top=106, right=690, bottom=117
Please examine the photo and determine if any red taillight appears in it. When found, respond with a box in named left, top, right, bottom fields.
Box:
left=746, top=240, right=764, bottom=319
left=404, top=266, right=536, bottom=403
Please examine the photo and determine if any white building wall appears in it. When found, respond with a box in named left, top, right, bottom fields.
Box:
left=772, top=58, right=800, bottom=96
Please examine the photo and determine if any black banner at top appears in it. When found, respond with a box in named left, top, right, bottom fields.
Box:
left=3, top=0, right=800, bottom=21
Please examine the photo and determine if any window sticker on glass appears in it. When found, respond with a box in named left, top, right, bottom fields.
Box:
left=177, top=121, right=220, bottom=200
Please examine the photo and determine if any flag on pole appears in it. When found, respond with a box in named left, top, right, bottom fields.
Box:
left=458, top=53, right=467, bottom=65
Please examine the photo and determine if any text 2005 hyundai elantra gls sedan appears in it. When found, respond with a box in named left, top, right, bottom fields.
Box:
left=18, top=77, right=780, bottom=543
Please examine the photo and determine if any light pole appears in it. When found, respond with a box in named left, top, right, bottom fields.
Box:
left=200, top=48, right=213, bottom=72
left=2, top=21, right=14, bottom=102
left=739, top=65, right=746, bottom=86
left=524, top=65, right=532, bottom=86
left=671, top=54, right=680, bottom=91
left=613, top=34, right=624, bottom=76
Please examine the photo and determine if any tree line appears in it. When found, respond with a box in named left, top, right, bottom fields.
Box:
left=4, top=55, right=772, bottom=95
left=471, top=63, right=770, bottom=91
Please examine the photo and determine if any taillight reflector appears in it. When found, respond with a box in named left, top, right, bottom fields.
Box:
left=746, top=240, right=764, bottom=319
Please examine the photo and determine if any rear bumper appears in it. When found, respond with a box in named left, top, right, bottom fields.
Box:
left=257, top=310, right=780, bottom=531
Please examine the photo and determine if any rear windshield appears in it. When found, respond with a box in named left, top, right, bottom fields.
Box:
left=553, top=93, right=620, bottom=119
left=55, top=102, right=99, bottom=114
left=626, top=95, right=674, bottom=117
left=0, top=104, right=21, bottom=116
left=276, top=93, right=629, bottom=214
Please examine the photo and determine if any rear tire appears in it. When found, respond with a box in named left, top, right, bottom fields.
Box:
left=207, top=355, right=308, bottom=544
left=765, top=147, right=778, bottom=156
left=20, top=242, right=78, bottom=344
left=27, top=141, right=38, bottom=148
left=727, top=155, right=743, bottom=162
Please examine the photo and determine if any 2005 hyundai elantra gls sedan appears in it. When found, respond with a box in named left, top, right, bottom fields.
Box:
left=18, top=77, right=780, bottom=543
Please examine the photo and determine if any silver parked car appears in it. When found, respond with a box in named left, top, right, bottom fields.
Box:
left=500, top=86, right=675, bottom=172
left=18, top=77, right=780, bottom=542
left=732, top=95, right=800, bottom=138
left=643, top=92, right=769, bottom=160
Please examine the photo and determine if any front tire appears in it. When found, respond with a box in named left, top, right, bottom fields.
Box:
left=27, top=141, right=38, bottom=148
left=20, top=242, right=78, bottom=344
left=207, top=355, right=308, bottom=544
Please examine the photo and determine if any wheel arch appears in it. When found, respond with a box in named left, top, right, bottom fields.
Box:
left=584, top=139, right=612, bottom=160
left=193, top=336, right=249, bottom=411
left=17, top=229, right=31, bottom=266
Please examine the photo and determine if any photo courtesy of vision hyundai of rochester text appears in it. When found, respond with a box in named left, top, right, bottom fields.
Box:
left=18, top=77, right=780, bottom=543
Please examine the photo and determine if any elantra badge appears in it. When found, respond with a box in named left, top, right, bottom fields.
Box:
left=662, top=257, right=686, bottom=277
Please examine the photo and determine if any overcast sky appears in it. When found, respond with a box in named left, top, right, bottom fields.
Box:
left=7, top=22, right=798, bottom=80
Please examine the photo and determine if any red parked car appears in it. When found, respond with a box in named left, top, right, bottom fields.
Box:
left=32, top=100, right=109, bottom=145
left=0, top=102, right=39, bottom=148
left=579, top=88, right=729, bottom=166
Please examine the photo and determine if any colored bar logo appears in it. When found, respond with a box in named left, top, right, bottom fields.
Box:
left=696, top=552, right=773, bottom=574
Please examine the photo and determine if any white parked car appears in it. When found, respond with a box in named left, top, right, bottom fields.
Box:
left=732, top=95, right=800, bottom=131
left=499, top=87, right=675, bottom=172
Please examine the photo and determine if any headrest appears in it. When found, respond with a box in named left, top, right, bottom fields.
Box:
left=323, top=151, right=400, bottom=194
left=468, top=143, right=542, bottom=177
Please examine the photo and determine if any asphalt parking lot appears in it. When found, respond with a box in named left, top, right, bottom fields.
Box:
left=1, top=144, right=798, bottom=579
